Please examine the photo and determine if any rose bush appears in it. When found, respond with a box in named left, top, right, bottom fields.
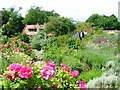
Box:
left=0, top=61, right=87, bottom=90
left=2, top=37, right=33, bottom=57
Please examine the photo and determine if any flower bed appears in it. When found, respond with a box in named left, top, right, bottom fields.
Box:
left=0, top=61, right=87, bottom=90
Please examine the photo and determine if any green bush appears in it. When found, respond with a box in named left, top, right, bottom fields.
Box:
left=0, top=35, right=8, bottom=44
left=75, top=48, right=117, bottom=70
left=44, top=46, right=82, bottom=71
left=79, top=69, right=102, bottom=82
left=44, top=16, right=75, bottom=36
left=30, top=31, right=47, bottom=50
left=1, top=51, right=32, bottom=73
left=17, top=33, right=30, bottom=43
left=2, top=37, right=33, bottom=56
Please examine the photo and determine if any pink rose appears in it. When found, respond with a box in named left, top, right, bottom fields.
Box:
left=61, top=63, right=66, bottom=67
left=61, top=63, right=70, bottom=72
left=79, top=80, right=87, bottom=90
left=5, top=72, right=18, bottom=81
left=41, top=66, right=54, bottom=80
left=37, top=86, right=42, bottom=90
left=70, top=70, right=79, bottom=77
left=19, top=66, right=32, bottom=79
left=9, top=63, right=22, bottom=73
left=13, top=37, right=17, bottom=42
left=5, top=73, right=14, bottom=81
left=47, top=61, right=56, bottom=69
left=64, top=66, right=70, bottom=72
left=51, top=84, right=57, bottom=88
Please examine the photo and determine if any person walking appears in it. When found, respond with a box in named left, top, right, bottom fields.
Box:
left=78, top=30, right=84, bottom=40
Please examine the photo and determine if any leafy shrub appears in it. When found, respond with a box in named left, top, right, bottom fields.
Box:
left=67, top=37, right=80, bottom=49
left=32, top=49, right=44, bottom=60
left=87, top=61, right=118, bottom=88
left=79, top=69, right=102, bottom=82
left=44, top=16, right=75, bottom=36
left=0, top=61, right=86, bottom=89
left=1, top=51, right=32, bottom=73
left=93, top=37, right=110, bottom=43
left=105, top=33, right=118, bottom=43
left=2, top=37, right=33, bottom=56
left=46, top=35, right=84, bottom=50
left=30, top=31, right=48, bottom=50
left=44, top=46, right=83, bottom=72
left=75, top=49, right=117, bottom=70
left=17, top=33, right=30, bottom=43
left=0, top=35, right=8, bottom=44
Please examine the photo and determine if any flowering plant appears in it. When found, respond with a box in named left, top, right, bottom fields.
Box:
left=0, top=61, right=87, bottom=90
left=2, top=37, right=33, bottom=57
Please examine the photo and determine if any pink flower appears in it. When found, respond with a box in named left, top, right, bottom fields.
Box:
left=13, top=37, right=17, bottom=42
left=41, top=66, right=54, bottom=80
left=9, top=63, right=22, bottom=73
left=5, top=72, right=18, bottom=81
left=30, top=60, right=34, bottom=65
left=19, top=66, right=32, bottom=79
left=37, top=86, right=42, bottom=90
left=5, top=73, right=14, bottom=81
left=51, top=84, right=57, bottom=88
left=61, top=63, right=66, bottom=67
left=70, top=70, right=79, bottom=77
left=64, top=66, right=70, bottom=72
left=22, top=48, right=27, bottom=51
left=79, top=80, right=87, bottom=90
left=47, top=61, right=56, bottom=69
left=61, top=63, right=70, bottom=72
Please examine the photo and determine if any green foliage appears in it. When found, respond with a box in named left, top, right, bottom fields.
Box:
left=17, top=33, right=30, bottom=43
left=30, top=31, right=48, bottom=50
left=2, top=37, right=33, bottom=57
left=44, top=16, right=75, bottom=36
left=76, top=48, right=117, bottom=70
left=86, top=14, right=120, bottom=30
left=1, top=7, right=24, bottom=37
left=44, top=35, right=82, bottom=71
left=0, top=51, right=32, bottom=73
left=0, top=35, right=8, bottom=44
left=75, top=22, right=95, bottom=32
left=0, top=61, right=83, bottom=89
left=23, top=6, right=59, bottom=24
left=79, top=69, right=102, bottom=82
left=32, top=49, right=44, bottom=60
left=105, top=33, right=118, bottom=43
left=0, top=7, right=16, bottom=25
left=87, top=61, right=118, bottom=88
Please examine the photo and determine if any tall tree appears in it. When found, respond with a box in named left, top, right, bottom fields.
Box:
left=86, top=14, right=120, bottom=30
left=2, top=7, right=24, bottom=37
left=44, top=16, right=75, bottom=36
left=23, top=6, right=59, bottom=25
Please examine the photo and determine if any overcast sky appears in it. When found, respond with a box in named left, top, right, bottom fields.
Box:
left=0, top=0, right=119, bottom=21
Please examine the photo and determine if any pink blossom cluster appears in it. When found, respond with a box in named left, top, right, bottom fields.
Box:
left=41, top=61, right=56, bottom=80
left=6, top=63, right=32, bottom=81
left=79, top=80, right=87, bottom=90
left=61, top=63, right=70, bottom=72
left=6, top=62, right=86, bottom=90
left=61, top=63, right=79, bottom=77
left=70, top=70, right=79, bottom=77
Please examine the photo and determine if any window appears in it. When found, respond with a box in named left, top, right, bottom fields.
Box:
left=28, top=29, right=37, bottom=32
